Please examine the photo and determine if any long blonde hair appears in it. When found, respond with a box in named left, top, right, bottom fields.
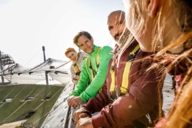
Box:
left=124, top=0, right=192, bottom=127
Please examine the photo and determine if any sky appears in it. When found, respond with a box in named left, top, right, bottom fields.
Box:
left=0, top=0, right=124, bottom=68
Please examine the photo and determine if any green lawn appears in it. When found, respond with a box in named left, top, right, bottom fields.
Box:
left=0, top=84, right=64, bottom=127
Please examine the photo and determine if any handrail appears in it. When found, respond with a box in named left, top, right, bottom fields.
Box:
left=63, top=84, right=75, bottom=128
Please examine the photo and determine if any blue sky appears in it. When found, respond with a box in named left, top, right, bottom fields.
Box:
left=0, top=0, right=124, bottom=67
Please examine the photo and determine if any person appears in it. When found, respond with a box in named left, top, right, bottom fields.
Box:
left=74, top=10, right=165, bottom=128
left=123, top=0, right=192, bottom=127
left=67, top=31, right=112, bottom=108
left=65, top=47, right=87, bottom=84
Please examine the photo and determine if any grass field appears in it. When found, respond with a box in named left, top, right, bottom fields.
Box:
left=0, top=84, right=64, bottom=128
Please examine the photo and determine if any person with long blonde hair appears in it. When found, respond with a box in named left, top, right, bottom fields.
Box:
left=123, top=0, right=192, bottom=127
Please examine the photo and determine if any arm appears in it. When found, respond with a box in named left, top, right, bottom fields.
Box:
left=91, top=65, right=164, bottom=128
left=73, top=85, right=111, bottom=124
left=83, top=84, right=111, bottom=114
left=71, top=60, right=90, bottom=96
left=80, top=46, right=112, bottom=102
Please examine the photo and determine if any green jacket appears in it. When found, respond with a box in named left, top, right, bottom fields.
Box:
left=71, top=45, right=112, bottom=102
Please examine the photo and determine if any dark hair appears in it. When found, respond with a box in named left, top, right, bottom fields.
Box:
left=73, top=31, right=93, bottom=45
left=174, top=0, right=192, bottom=32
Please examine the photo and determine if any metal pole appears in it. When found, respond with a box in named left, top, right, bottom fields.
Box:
left=0, top=51, right=4, bottom=84
left=63, top=85, right=76, bottom=128
left=67, top=108, right=75, bottom=128
left=42, top=46, right=49, bottom=85
left=63, top=105, right=71, bottom=128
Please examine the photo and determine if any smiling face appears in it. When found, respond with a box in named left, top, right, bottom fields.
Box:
left=66, top=51, right=78, bottom=62
left=76, top=35, right=94, bottom=54
left=107, top=11, right=126, bottom=42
